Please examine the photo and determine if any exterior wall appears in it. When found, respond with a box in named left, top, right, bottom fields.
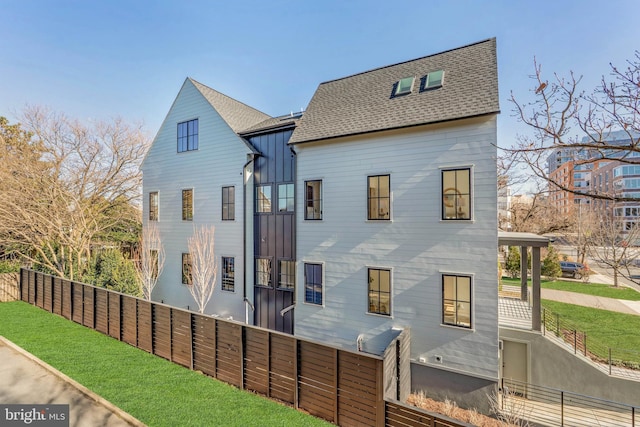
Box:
left=500, top=327, right=640, bottom=407
left=294, top=116, right=499, bottom=380
left=141, top=80, right=250, bottom=319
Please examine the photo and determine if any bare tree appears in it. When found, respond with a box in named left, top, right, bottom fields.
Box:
left=186, top=225, right=218, bottom=314
left=509, top=190, right=571, bottom=234
left=586, top=210, right=640, bottom=287
left=135, top=222, right=165, bottom=300
left=0, top=107, right=148, bottom=279
left=505, top=53, right=640, bottom=203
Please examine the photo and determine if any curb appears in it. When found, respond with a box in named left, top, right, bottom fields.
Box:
left=0, top=336, right=146, bottom=427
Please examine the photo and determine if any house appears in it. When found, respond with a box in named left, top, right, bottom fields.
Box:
left=141, top=38, right=500, bottom=409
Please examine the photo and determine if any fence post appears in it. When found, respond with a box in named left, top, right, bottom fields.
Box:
left=632, top=406, right=635, bottom=427
left=584, top=333, right=587, bottom=356
left=542, top=308, right=546, bottom=336
left=609, top=348, right=612, bottom=375
left=556, top=313, right=560, bottom=337
left=561, top=391, right=564, bottom=426
left=574, top=330, right=577, bottom=354
left=501, top=378, right=504, bottom=411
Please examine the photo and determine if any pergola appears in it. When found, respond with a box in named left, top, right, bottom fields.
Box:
left=498, top=231, right=551, bottom=331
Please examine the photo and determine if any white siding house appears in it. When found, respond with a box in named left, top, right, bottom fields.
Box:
left=141, top=78, right=268, bottom=319
left=142, top=38, right=500, bottom=409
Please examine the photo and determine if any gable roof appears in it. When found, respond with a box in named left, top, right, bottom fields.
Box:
left=289, top=38, right=499, bottom=144
left=189, top=78, right=271, bottom=133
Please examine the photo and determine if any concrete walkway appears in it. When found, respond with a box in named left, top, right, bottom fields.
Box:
left=541, top=288, right=640, bottom=315
left=0, top=337, right=144, bottom=427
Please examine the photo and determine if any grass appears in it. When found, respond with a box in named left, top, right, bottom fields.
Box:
left=0, top=301, right=331, bottom=427
left=502, top=277, right=640, bottom=301
left=542, top=299, right=640, bottom=364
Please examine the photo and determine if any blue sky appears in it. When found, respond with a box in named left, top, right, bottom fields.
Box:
left=1, top=0, right=639, bottom=151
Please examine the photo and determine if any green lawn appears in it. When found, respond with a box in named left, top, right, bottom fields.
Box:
left=0, top=302, right=330, bottom=427
left=502, top=277, right=640, bottom=301
left=542, top=299, right=640, bottom=365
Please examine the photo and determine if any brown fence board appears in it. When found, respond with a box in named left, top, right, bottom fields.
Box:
left=36, top=273, right=44, bottom=308
left=269, top=334, right=296, bottom=404
left=52, top=277, right=62, bottom=315
left=43, top=275, right=53, bottom=312
left=82, top=286, right=94, bottom=329
left=216, top=322, right=242, bottom=387
left=137, top=300, right=153, bottom=353
left=108, top=293, right=121, bottom=340
left=193, top=315, right=216, bottom=376
left=299, top=341, right=336, bottom=421
left=19, top=270, right=28, bottom=302
left=385, top=400, right=469, bottom=427
left=152, top=305, right=171, bottom=360
left=244, top=328, right=269, bottom=395
left=62, top=280, right=72, bottom=320
left=121, top=296, right=137, bottom=345
left=27, top=270, right=35, bottom=304
left=94, top=289, right=108, bottom=334
left=171, top=310, right=192, bottom=368
left=72, top=283, right=83, bottom=324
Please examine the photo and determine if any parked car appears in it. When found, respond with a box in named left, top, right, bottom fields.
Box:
left=559, top=261, right=588, bottom=279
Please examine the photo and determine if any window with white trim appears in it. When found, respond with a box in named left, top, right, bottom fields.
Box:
left=442, top=168, right=471, bottom=220
left=442, top=274, right=471, bottom=328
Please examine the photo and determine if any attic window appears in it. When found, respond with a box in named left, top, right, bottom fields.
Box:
left=421, top=70, right=444, bottom=91
left=395, top=77, right=415, bottom=96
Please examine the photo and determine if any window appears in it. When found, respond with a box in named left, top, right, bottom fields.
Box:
left=222, top=186, right=235, bottom=220
left=442, top=274, right=471, bottom=328
left=278, top=260, right=295, bottom=290
left=278, top=183, right=294, bottom=212
left=304, top=263, right=322, bottom=305
left=368, top=268, right=391, bottom=315
left=181, top=253, right=192, bottom=285
left=368, top=175, right=390, bottom=220
left=149, top=192, right=159, bottom=221
left=422, top=70, right=444, bottom=90
left=394, top=76, right=415, bottom=96
left=305, top=180, right=322, bottom=220
left=442, top=168, right=471, bottom=220
left=256, top=258, right=272, bottom=287
left=222, top=257, right=234, bottom=291
left=177, top=119, right=198, bottom=152
left=256, top=185, right=272, bottom=213
left=182, top=189, right=193, bottom=221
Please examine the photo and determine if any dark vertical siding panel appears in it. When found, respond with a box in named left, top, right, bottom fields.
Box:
left=275, top=131, right=284, bottom=183
left=267, top=133, right=276, bottom=183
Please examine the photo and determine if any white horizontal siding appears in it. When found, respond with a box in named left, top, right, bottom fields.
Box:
left=142, top=79, right=249, bottom=319
left=295, top=117, right=499, bottom=379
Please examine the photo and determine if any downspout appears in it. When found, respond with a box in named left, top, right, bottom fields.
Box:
left=289, top=145, right=297, bottom=332
left=243, top=152, right=259, bottom=324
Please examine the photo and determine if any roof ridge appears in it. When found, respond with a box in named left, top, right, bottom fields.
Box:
left=318, top=38, right=496, bottom=86
left=188, top=77, right=271, bottom=118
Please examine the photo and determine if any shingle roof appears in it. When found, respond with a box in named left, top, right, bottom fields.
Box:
left=288, top=38, right=499, bottom=144
left=239, top=114, right=300, bottom=135
left=189, top=78, right=271, bottom=133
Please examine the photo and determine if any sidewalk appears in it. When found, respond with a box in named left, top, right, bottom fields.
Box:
left=0, top=337, right=144, bottom=427
left=541, top=287, right=640, bottom=315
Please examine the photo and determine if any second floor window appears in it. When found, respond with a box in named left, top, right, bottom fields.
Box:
left=182, top=189, right=193, bottom=221
left=305, top=180, right=322, bottom=220
left=149, top=192, right=159, bottom=221
left=278, top=184, right=294, bottom=212
left=442, top=274, right=472, bottom=328
left=256, top=185, right=272, bottom=213
left=368, top=175, right=390, bottom=220
left=442, top=168, right=471, bottom=220
left=177, top=119, right=198, bottom=152
left=222, top=186, right=235, bottom=220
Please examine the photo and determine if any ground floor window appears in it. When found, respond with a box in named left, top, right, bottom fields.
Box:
left=222, top=257, right=234, bottom=291
left=368, top=268, right=391, bottom=315
left=304, top=263, right=322, bottom=305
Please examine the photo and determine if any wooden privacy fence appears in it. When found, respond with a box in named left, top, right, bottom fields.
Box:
left=18, top=269, right=470, bottom=427
left=0, top=273, right=19, bottom=302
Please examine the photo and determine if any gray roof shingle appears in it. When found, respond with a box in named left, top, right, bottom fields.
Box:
left=189, top=78, right=271, bottom=133
left=288, top=38, right=499, bottom=144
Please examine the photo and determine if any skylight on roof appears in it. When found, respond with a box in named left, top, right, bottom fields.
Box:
left=422, top=70, right=444, bottom=90
left=395, top=77, right=415, bottom=96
